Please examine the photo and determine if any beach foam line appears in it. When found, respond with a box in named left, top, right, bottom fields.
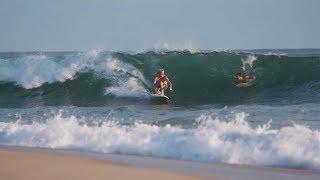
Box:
left=0, top=112, right=319, bottom=170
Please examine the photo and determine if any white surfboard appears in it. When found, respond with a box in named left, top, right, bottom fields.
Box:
left=151, top=94, right=170, bottom=104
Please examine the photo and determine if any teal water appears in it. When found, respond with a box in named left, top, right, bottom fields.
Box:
left=0, top=49, right=319, bottom=170
left=1, top=50, right=320, bottom=107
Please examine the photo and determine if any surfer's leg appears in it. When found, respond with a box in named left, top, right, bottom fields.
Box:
left=163, top=82, right=168, bottom=90
left=160, top=82, right=165, bottom=95
left=155, top=88, right=161, bottom=95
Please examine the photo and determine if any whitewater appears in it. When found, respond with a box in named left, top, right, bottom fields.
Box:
left=0, top=49, right=320, bottom=170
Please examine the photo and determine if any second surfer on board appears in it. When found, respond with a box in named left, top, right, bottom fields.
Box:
left=234, top=72, right=255, bottom=85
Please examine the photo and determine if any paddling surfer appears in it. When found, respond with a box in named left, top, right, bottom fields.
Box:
left=234, top=72, right=254, bottom=84
left=153, top=69, right=172, bottom=95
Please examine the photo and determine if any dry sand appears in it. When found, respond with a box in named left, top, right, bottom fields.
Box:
left=1, top=146, right=319, bottom=180
left=0, top=148, right=201, bottom=180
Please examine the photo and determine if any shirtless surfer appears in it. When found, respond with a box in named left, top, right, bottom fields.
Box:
left=153, top=69, right=172, bottom=95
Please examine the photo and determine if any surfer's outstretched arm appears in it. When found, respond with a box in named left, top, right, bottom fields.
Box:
left=153, top=76, right=158, bottom=84
left=166, top=77, right=172, bottom=90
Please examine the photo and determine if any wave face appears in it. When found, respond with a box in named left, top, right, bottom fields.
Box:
left=1, top=49, right=320, bottom=171
left=0, top=50, right=320, bottom=107
left=0, top=111, right=319, bottom=170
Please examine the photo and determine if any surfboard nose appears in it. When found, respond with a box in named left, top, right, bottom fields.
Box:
left=151, top=95, right=170, bottom=104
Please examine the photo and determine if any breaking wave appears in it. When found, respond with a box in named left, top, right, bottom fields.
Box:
left=0, top=50, right=320, bottom=107
left=0, top=111, right=319, bottom=170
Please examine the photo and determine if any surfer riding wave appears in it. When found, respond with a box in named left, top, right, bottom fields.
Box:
left=153, top=69, right=172, bottom=95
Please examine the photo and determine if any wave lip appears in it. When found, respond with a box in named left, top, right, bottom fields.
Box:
left=0, top=112, right=319, bottom=170
left=0, top=50, right=150, bottom=101
left=0, top=51, right=101, bottom=89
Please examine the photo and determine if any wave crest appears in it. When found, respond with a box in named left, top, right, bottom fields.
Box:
left=0, top=51, right=101, bottom=89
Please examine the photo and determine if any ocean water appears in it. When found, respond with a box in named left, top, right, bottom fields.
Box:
left=0, top=49, right=320, bottom=170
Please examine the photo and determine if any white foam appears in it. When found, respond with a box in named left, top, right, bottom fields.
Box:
left=0, top=51, right=100, bottom=89
left=0, top=112, right=319, bottom=170
left=103, top=57, right=150, bottom=97
left=264, top=52, right=287, bottom=56
left=104, top=77, right=149, bottom=98
left=0, top=51, right=150, bottom=98
left=138, top=40, right=199, bottom=53
left=241, top=55, right=257, bottom=71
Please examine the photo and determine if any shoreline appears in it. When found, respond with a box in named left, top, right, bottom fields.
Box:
left=1, top=145, right=319, bottom=180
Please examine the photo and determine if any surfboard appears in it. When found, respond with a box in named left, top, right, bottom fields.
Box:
left=151, top=94, right=170, bottom=104
left=235, top=78, right=255, bottom=87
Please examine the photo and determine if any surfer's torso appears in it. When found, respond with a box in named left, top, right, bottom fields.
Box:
left=155, top=75, right=168, bottom=86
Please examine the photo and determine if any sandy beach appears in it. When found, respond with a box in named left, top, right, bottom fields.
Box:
left=1, top=146, right=319, bottom=180
left=0, top=147, right=200, bottom=180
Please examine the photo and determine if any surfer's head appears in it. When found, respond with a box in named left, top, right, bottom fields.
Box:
left=158, top=69, right=165, bottom=77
